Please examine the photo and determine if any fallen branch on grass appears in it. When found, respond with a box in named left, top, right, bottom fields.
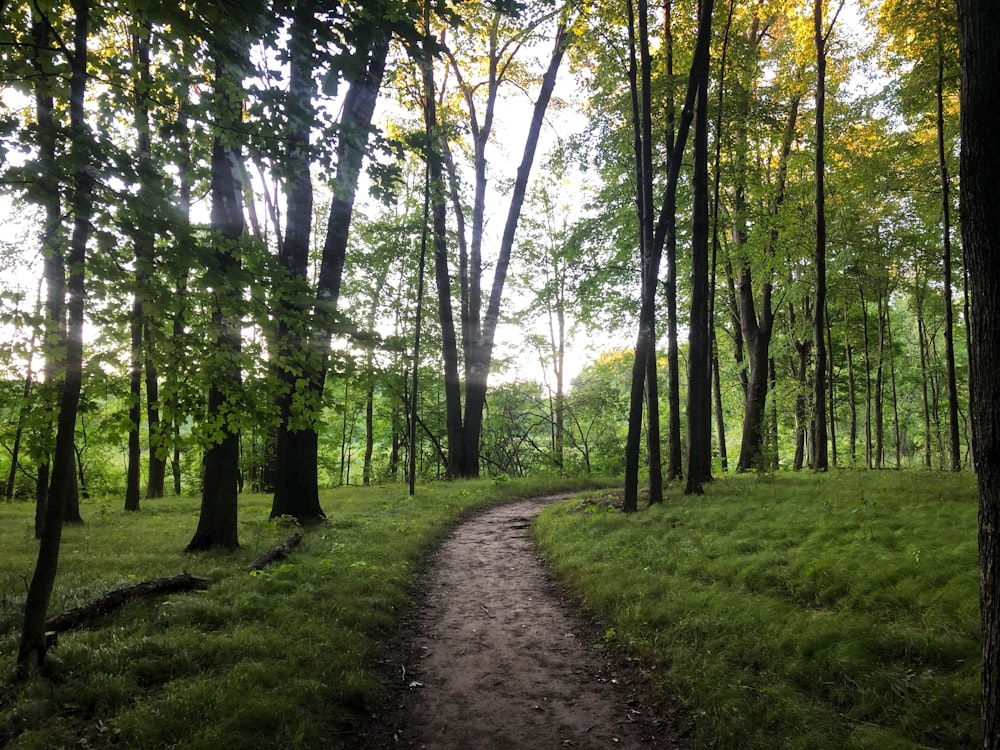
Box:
left=44, top=572, right=213, bottom=636
left=244, top=533, right=303, bottom=572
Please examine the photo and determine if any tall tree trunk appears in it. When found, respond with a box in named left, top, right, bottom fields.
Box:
left=875, top=291, right=886, bottom=469
left=421, top=44, right=465, bottom=478
left=768, top=357, right=779, bottom=468
left=270, top=29, right=390, bottom=518
left=187, top=50, right=247, bottom=553
left=685, top=19, right=713, bottom=495
left=625, top=0, right=662, bottom=506
left=18, top=0, right=92, bottom=675
left=460, top=23, right=568, bottom=478
left=826, top=301, right=837, bottom=466
left=125, top=20, right=154, bottom=512
left=954, top=2, right=1000, bottom=743
left=625, top=0, right=712, bottom=505
left=937, top=9, right=961, bottom=473
left=709, top=0, right=735, bottom=474
left=812, top=0, right=837, bottom=472
left=271, top=6, right=322, bottom=518
left=31, top=7, right=64, bottom=537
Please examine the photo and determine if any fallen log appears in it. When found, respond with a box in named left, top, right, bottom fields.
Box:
left=244, top=532, right=303, bottom=572
left=45, top=572, right=213, bottom=636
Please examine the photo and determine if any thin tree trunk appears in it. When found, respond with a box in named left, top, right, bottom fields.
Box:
left=826, top=301, right=837, bottom=466
left=625, top=0, right=713, bottom=505
left=685, top=16, right=714, bottom=495
left=461, top=23, right=569, bottom=479
left=845, top=299, right=858, bottom=464
left=937, top=8, right=961, bottom=473
left=859, top=282, right=873, bottom=468
left=31, top=7, right=64, bottom=537
left=917, top=289, right=933, bottom=467
left=887, top=308, right=902, bottom=468
left=18, top=0, right=92, bottom=675
left=812, top=0, right=840, bottom=472
left=875, top=291, right=886, bottom=468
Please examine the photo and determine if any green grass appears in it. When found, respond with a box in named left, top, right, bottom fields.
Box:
left=534, top=471, right=981, bottom=749
left=0, top=475, right=607, bottom=749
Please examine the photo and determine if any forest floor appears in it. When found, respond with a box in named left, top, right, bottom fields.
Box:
left=358, top=495, right=694, bottom=749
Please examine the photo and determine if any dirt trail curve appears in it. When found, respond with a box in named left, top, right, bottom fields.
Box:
left=362, top=495, right=692, bottom=749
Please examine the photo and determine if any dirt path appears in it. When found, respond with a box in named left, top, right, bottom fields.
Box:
left=363, top=496, right=691, bottom=749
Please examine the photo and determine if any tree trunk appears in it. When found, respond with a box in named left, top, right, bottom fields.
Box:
left=187, top=52, right=246, bottom=553
left=954, top=2, right=1000, bottom=743
left=144, top=342, right=166, bottom=498
left=685, top=23, right=713, bottom=495
left=887, top=308, right=902, bottom=468
left=270, top=6, right=322, bottom=518
left=270, top=29, right=390, bottom=519
left=18, top=0, right=92, bottom=675
left=845, top=299, right=858, bottom=464
left=826, top=301, right=837, bottom=466
left=625, top=2, right=712, bottom=505
left=460, top=24, right=568, bottom=479
left=30, top=7, right=64, bottom=537
left=875, top=292, right=886, bottom=468
left=125, top=304, right=143, bottom=511
left=859, top=282, right=874, bottom=468
left=812, top=0, right=832, bottom=472
left=917, top=290, right=933, bottom=467
left=937, top=13, right=961, bottom=473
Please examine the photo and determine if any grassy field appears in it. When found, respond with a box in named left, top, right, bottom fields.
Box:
left=534, top=471, right=981, bottom=749
left=0, top=472, right=982, bottom=748
left=0, top=476, right=605, bottom=749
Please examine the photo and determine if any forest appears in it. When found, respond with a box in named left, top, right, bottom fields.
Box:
left=2, top=0, right=1000, bottom=747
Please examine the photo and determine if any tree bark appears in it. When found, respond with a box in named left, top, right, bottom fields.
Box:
left=18, top=0, right=92, bottom=675
left=624, top=0, right=713, bottom=505
left=187, top=48, right=247, bottom=553
left=955, top=3, right=1000, bottom=744
left=460, top=23, right=569, bottom=478
left=812, top=0, right=834, bottom=472
left=936, top=9, right=961, bottom=473
left=684, top=11, right=714, bottom=495
left=270, top=6, right=322, bottom=518
left=270, top=29, right=390, bottom=518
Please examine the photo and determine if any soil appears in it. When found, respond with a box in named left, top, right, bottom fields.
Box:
left=359, top=495, right=693, bottom=749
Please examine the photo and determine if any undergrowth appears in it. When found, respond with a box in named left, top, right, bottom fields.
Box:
left=0, top=475, right=604, bottom=749
left=534, top=470, right=980, bottom=749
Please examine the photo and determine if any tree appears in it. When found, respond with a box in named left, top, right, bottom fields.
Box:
left=683, top=0, right=714, bottom=495
left=955, top=1, right=1000, bottom=745
left=623, top=0, right=713, bottom=506
left=186, top=6, right=256, bottom=553
left=17, top=0, right=94, bottom=676
left=416, top=2, right=570, bottom=478
left=269, top=16, right=392, bottom=522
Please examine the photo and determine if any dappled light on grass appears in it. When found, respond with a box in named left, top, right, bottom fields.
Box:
left=534, top=471, right=981, bottom=749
